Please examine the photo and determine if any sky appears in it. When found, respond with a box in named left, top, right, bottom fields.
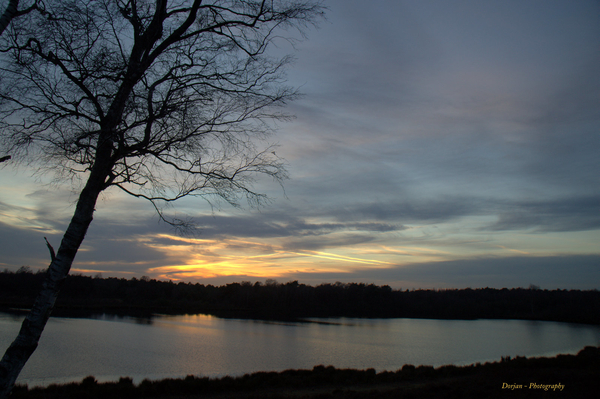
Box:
left=1, top=0, right=599, bottom=289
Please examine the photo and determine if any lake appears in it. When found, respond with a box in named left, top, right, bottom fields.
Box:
left=1, top=312, right=599, bottom=388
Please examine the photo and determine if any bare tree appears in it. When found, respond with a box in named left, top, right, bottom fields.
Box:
left=0, top=1, right=45, bottom=162
left=0, top=1, right=43, bottom=36
left=0, top=0, right=324, bottom=396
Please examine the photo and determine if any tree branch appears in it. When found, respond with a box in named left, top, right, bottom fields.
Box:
left=44, top=237, right=56, bottom=262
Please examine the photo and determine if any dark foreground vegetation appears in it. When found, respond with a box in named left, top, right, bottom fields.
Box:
left=1, top=268, right=599, bottom=325
left=9, top=346, right=600, bottom=399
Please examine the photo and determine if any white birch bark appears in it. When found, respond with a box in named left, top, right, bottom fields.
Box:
left=0, top=149, right=112, bottom=399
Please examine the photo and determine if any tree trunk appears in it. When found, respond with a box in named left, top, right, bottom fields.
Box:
left=0, top=0, right=19, bottom=37
left=0, top=162, right=109, bottom=398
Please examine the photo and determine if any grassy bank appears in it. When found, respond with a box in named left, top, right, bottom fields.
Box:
left=10, top=346, right=600, bottom=399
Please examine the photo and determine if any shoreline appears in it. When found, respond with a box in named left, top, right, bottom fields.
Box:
left=3, top=272, right=599, bottom=326
left=3, top=306, right=600, bottom=328
left=10, top=346, right=600, bottom=398
left=13, top=343, right=593, bottom=390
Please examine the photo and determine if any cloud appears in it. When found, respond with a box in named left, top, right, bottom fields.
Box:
left=322, top=194, right=600, bottom=233
left=0, top=221, right=54, bottom=269
left=189, top=214, right=402, bottom=239
left=281, top=254, right=600, bottom=290
left=487, top=196, right=600, bottom=233
left=327, top=198, right=478, bottom=224
left=284, top=0, right=600, bottom=209
left=1, top=0, right=599, bottom=290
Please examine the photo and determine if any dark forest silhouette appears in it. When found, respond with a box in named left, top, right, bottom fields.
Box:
left=1, top=269, right=598, bottom=325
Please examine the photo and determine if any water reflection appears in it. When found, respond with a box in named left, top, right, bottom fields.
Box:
left=92, top=313, right=154, bottom=325
left=1, top=313, right=598, bottom=388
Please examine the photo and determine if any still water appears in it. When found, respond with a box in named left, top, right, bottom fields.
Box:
left=1, top=312, right=599, bottom=387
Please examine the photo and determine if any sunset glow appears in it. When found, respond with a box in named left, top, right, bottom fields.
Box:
left=1, top=0, right=599, bottom=289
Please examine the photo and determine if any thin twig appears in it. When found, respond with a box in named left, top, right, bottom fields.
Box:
left=44, top=237, right=56, bottom=262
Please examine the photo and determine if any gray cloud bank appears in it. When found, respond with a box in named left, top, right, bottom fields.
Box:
left=1, top=0, right=599, bottom=290
left=283, top=255, right=600, bottom=290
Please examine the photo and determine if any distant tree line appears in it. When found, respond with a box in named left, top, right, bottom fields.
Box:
left=1, top=268, right=599, bottom=325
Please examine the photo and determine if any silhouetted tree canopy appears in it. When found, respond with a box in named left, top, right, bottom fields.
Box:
left=0, top=1, right=324, bottom=396
left=2, top=270, right=599, bottom=326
